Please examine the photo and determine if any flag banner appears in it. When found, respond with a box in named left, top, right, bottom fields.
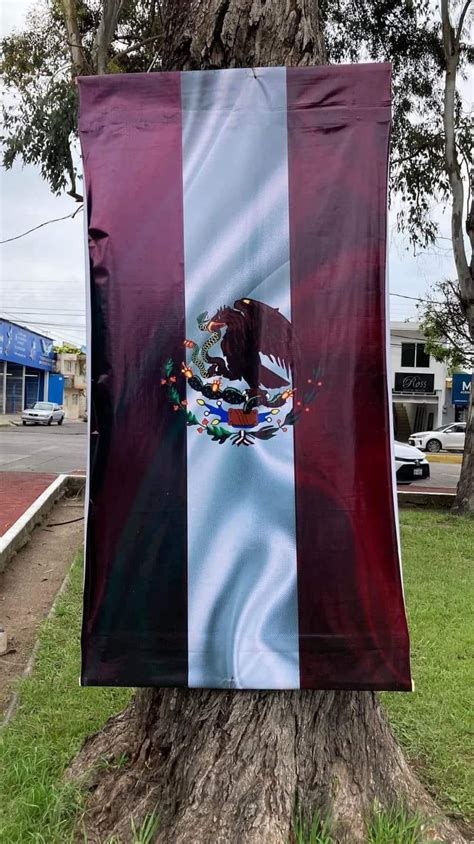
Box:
left=78, top=64, right=411, bottom=691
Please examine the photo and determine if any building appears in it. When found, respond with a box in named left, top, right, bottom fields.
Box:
left=390, top=322, right=449, bottom=440
left=56, top=351, right=87, bottom=420
left=445, top=372, right=472, bottom=423
left=0, top=318, right=63, bottom=415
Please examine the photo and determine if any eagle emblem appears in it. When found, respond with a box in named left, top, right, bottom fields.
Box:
left=162, top=297, right=322, bottom=447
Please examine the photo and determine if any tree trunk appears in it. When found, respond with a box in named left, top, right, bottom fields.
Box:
left=70, top=2, right=467, bottom=841
left=62, top=0, right=88, bottom=76
left=93, top=0, right=125, bottom=75
left=68, top=688, right=465, bottom=843
left=160, top=0, right=326, bottom=70
left=441, top=0, right=474, bottom=514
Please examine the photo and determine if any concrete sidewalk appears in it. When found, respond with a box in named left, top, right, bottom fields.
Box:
left=0, top=473, right=57, bottom=536
left=0, top=415, right=22, bottom=427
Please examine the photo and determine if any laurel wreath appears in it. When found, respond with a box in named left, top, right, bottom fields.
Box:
left=161, top=358, right=322, bottom=446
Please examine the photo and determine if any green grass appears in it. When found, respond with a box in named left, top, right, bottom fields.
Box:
left=105, top=810, right=160, bottom=844
left=0, top=510, right=472, bottom=843
left=383, top=509, right=474, bottom=824
left=292, top=804, right=434, bottom=844
left=293, top=807, right=333, bottom=843
left=0, top=552, right=132, bottom=844
left=366, top=804, right=431, bottom=844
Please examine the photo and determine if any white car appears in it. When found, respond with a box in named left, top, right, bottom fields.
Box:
left=394, top=441, right=430, bottom=484
left=22, top=401, right=65, bottom=426
left=408, top=422, right=466, bottom=453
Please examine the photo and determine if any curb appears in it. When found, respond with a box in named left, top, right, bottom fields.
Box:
left=398, top=490, right=455, bottom=508
left=426, top=453, right=462, bottom=465
left=0, top=475, right=86, bottom=727
left=0, top=475, right=69, bottom=574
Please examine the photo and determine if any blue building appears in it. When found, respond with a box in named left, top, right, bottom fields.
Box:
left=0, top=318, right=64, bottom=415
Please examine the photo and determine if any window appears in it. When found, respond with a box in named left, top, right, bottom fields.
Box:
left=401, top=343, right=415, bottom=366
left=416, top=344, right=430, bottom=367
left=72, top=393, right=79, bottom=405
left=63, top=359, right=74, bottom=373
left=401, top=342, right=430, bottom=368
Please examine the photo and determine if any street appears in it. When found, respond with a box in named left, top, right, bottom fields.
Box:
left=0, top=424, right=462, bottom=488
left=0, top=423, right=87, bottom=474
left=410, top=460, right=461, bottom=490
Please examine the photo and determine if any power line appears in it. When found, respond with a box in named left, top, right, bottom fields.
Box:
left=0, top=206, right=83, bottom=245
left=1, top=312, right=85, bottom=333
left=390, top=292, right=443, bottom=305
left=3, top=286, right=441, bottom=307
left=1, top=318, right=85, bottom=328
left=5, top=307, right=86, bottom=315
left=2, top=318, right=425, bottom=347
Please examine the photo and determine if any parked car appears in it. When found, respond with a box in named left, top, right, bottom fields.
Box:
left=22, top=402, right=65, bottom=426
left=394, top=441, right=430, bottom=484
left=408, top=422, right=466, bottom=453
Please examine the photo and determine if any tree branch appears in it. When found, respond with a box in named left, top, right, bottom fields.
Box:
left=61, top=0, right=87, bottom=76
left=455, top=0, right=472, bottom=45
left=441, top=0, right=473, bottom=339
left=110, top=33, right=163, bottom=65
left=93, top=0, right=124, bottom=75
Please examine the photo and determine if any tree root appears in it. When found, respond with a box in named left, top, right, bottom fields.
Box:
left=66, top=689, right=467, bottom=843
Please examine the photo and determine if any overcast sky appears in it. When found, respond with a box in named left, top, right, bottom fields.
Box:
left=0, top=0, right=466, bottom=346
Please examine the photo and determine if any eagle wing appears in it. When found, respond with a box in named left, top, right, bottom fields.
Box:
left=233, top=298, right=295, bottom=376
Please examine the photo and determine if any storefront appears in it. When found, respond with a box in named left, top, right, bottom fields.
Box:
left=390, top=323, right=449, bottom=440
left=0, top=319, right=57, bottom=415
left=451, top=372, right=472, bottom=422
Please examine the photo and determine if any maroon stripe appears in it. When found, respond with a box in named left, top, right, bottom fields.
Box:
left=78, top=73, right=188, bottom=685
left=287, top=65, right=411, bottom=691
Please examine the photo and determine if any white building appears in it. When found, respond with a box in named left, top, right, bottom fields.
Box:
left=390, top=322, right=450, bottom=441
left=55, top=352, right=87, bottom=420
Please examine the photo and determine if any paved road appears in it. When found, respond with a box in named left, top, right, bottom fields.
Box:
left=409, top=461, right=460, bottom=490
left=0, top=423, right=87, bottom=474
left=0, top=424, right=462, bottom=487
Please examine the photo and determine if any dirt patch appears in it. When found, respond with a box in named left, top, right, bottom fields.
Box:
left=0, top=493, right=84, bottom=714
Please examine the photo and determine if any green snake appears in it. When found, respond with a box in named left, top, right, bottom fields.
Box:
left=191, top=311, right=222, bottom=378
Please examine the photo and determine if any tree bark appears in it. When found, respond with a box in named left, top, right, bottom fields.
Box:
left=92, top=0, right=125, bottom=75
left=441, top=0, right=474, bottom=514
left=69, top=2, right=468, bottom=841
left=69, top=688, right=466, bottom=843
left=160, top=0, right=326, bottom=70
left=62, top=0, right=88, bottom=76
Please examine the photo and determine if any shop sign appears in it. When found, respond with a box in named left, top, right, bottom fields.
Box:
left=452, top=373, right=471, bottom=406
left=394, top=373, right=435, bottom=393
left=0, top=319, right=55, bottom=372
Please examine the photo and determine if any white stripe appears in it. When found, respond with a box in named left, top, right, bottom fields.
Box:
left=82, top=192, right=92, bottom=608
left=181, top=67, right=300, bottom=689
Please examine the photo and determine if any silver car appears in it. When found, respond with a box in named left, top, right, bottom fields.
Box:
left=22, top=401, right=65, bottom=426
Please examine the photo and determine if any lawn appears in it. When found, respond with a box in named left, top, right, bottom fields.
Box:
left=383, top=509, right=473, bottom=826
left=0, top=554, right=132, bottom=843
left=0, top=510, right=472, bottom=843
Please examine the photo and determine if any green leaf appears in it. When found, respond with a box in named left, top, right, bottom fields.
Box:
left=206, top=424, right=232, bottom=443
left=252, top=426, right=278, bottom=440
left=167, top=386, right=181, bottom=405
left=186, top=411, right=199, bottom=426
